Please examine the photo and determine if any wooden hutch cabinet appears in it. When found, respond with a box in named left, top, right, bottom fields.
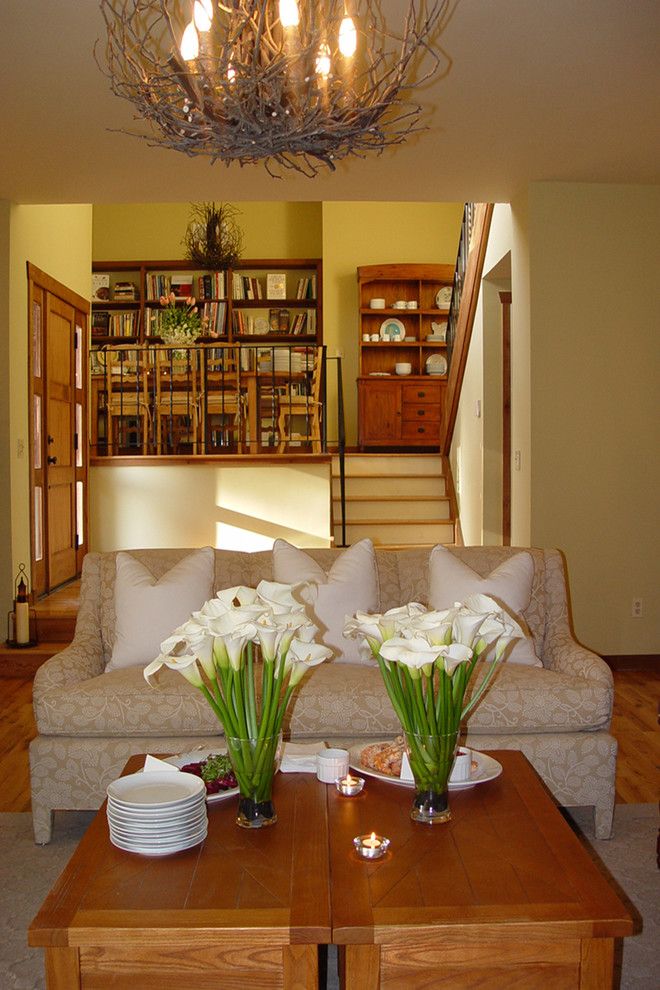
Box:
left=357, top=264, right=454, bottom=449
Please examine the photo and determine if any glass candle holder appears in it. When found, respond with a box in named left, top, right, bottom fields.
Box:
left=353, top=832, right=390, bottom=860
left=335, top=774, right=365, bottom=797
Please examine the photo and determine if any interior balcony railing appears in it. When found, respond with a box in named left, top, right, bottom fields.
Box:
left=90, top=342, right=329, bottom=458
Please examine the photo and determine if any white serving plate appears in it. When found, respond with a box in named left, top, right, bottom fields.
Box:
left=107, top=771, right=205, bottom=809
left=349, top=744, right=502, bottom=791
left=165, top=749, right=240, bottom=804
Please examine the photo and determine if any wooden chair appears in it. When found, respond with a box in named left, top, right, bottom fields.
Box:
left=153, top=346, right=201, bottom=454
left=277, top=347, right=324, bottom=453
left=103, top=345, right=152, bottom=454
left=200, top=346, right=246, bottom=452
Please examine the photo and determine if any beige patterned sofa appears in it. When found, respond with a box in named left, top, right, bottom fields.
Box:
left=29, top=545, right=617, bottom=843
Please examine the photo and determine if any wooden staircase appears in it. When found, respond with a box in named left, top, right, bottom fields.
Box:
left=0, top=580, right=79, bottom=677
left=332, top=453, right=458, bottom=548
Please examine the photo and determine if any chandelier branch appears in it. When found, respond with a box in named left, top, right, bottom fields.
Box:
left=96, top=0, right=447, bottom=176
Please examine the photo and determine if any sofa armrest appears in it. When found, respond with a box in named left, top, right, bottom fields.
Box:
left=540, top=550, right=613, bottom=705
left=33, top=554, right=105, bottom=699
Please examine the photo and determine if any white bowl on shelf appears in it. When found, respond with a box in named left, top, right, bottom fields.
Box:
left=395, top=362, right=412, bottom=376
left=369, top=298, right=386, bottom=309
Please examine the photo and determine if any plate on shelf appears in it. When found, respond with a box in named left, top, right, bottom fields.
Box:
left=425, top=354, right=447, bottom=375
left=348, top=744, right=502, bottom=791
left=379, top=318, right=406, bottom=342
left=435, top=286, right=453, bottom=308
left=369, top=371, right=391, bottom=376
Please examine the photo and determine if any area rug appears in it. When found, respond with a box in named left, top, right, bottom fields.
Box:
left=1, top=804, right=657, bottom=989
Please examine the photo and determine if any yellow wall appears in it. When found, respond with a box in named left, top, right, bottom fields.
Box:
left=527, top=183, right=660, bottom=655
left=89, top=461, right=332, bottom=551
left=7, top=204, right=93, bottom=603
left=92, top=202, right=323, bottom=260
left=451, top=184, right=660, bottom=656
left=0, top=203, right=12, bottom=619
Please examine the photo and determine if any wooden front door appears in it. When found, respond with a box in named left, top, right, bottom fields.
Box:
left=45, top=295, right=77, bottom=587
left=28, top=264, right=89, bottom=595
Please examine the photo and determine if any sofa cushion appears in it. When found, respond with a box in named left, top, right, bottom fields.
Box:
left=36, top=653, right=610, bottom=738
left=428, top=545, right=542, bottom=666
left=106, top=547, right=215, bottom=672
left=35, top=665, right=223, bottom=737
left=272, top=538, right=379, bottom=664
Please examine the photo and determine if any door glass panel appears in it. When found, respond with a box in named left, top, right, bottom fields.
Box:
left=34, top=487, right=43, bottom=561
left=76, top=403, right=83, bottom=467
left=34, top=395, right=42, bottom=470
left=76, top=481, right=84, bottom=545
left=32, top=301, right=42, bottom=378
left=75, top=322, right=83, bottom=389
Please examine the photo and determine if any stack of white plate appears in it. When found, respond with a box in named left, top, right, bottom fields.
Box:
left=107, top=771, right=208, bottom=856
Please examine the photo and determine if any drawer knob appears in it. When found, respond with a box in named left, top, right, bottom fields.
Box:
left=417, top=409, right=426, bottom=416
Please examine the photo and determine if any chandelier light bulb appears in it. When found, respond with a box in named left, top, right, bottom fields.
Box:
left=316, top=42, right=331, bottom=78
left=193, top=0, right=213, bottom=32
left=338, top=16, right=357, bottom=57
left=279, top=0, right=300, bottom=28
left=180, top=20, right=199, bottom=60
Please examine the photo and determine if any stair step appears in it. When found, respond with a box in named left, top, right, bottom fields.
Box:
left=337, top=498, right=451, bottom=523
left=336, top=520, right=455, bottom=546
left=0, top=642, right=67, bottom=677
left=333, top=476, right=446, bottom=498
left=332, top=453, right=443, bottom=477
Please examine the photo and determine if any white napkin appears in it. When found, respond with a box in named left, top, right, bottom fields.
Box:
left=143, top=754, right=180, bottom=773
left=399, top=751, right=414, bottom=782
left=280, top=742, right=326, bottom=774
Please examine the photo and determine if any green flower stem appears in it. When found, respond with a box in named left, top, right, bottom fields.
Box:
left=460, top=658, right=501, bottom=721
left=245, top=643, right=258, bottom=738
left=376, top=656, right=412, bottom=731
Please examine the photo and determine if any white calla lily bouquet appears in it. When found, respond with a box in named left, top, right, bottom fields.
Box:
left=144, top=581, right=332, bottom=814
left=344, top=593, right=524, bottom=820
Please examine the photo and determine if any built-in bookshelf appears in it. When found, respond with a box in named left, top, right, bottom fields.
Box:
left=91, top=258, right=323, bottom=346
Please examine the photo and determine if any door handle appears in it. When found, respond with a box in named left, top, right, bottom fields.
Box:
left=47, top=435, right=54, bottom=445
left=47, top=455, right=57, bottom=465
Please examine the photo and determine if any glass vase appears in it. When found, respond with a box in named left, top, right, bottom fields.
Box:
left=404, top=729, right=460, bottom=824
left=225, top=731, right=283, bottom=829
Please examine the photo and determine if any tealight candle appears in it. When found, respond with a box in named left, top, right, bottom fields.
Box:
left=335, top=774, right=365, bottom=797
left=353, top=832, right=390, bottom=860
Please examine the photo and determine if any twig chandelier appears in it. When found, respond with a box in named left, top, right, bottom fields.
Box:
left=97, top=0, right=446, bottom=177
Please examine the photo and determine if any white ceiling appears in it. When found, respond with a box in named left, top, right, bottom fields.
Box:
left=1, top=0, right=658, bottom=205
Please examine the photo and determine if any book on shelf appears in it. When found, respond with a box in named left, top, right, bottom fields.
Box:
left=266, top=273, right=286, bottom=299
left=170, top=274, right=193, bottom=298
left=203, top=300, right=226, bottom=335
left=197, top=271, right=227, bottom=300
left=91, top=310, right=110, bottom=336
left=92, top=274, right=110, bottom=302
left=146, top=273, right=172, bottom=300
left=113, top=281, right=138, bottom=301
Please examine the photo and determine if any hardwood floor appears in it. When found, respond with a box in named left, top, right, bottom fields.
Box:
left=0, top=670, right=657, bottom=813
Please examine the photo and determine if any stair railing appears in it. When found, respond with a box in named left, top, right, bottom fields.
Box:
left=441, top=203, right=494, bottom=454
left=326, top=354, right=347, bottom=546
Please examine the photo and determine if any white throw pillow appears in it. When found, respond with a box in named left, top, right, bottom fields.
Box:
left=106, top=547, right=215, bottom=672
left=272, top=538, right=379, bottom=664
left=428, top=546, right=541, bottom=666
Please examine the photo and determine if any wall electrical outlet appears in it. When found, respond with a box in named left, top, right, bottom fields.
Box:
left=631, top=598, right=643, bottom=618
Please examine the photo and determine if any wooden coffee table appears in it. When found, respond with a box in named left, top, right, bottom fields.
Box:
left=28, top=763, right=330, bottom=990
left=329, top=750, right=632, bottom=990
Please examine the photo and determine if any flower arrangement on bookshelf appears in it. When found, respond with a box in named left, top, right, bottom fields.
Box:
left=153, top=292, right=211, bottom=346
